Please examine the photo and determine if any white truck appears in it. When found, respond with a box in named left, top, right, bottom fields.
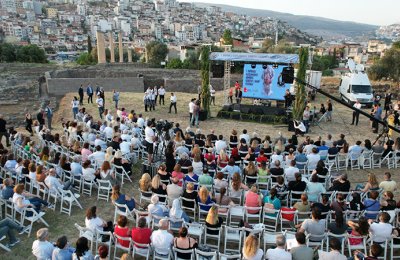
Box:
left=339, top=59, right=374, bottom=107
left=289, top=70, right=322, bottom=99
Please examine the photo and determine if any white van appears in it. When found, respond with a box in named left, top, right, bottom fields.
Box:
left=339, top=59, right=374, bottom=107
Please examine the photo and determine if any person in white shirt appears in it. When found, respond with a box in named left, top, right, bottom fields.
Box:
left=158, top=86, right=166, bottom=105
left=266, top=234, right=291, bottom=260
left=214, top=135, right=227, bottom=154
left=32, top=228, right=55, bottom=260
left=210, top=84, right=216, bottom=105
left=368, top=212, right=393, bottom=244
left=351, top=100, right=362, bottom=126
left=284, top=160, right=299, bottom=183
left=94, top=135, right=107, bottom=150
left=120, top=139, right=131, bottom=155
left=169, top=92, right=177, bottom=114
left=70, top=156, right=82, bottom=177
left=88, top=146, right=106, bottom=166
left=82, top=161, right=98, bottom=182
left=85, top=206, right=112, bottom=233
left=239, top=129, right=250, bottom=145
left=96, top=95, right=104, bottom=119
left=243, top=234, right=264, bottom=260
left=306, top=148, right=321, bottom=171
left=137, top=114, right=145, bottom=128
left=151, top=218, right=174, bottom=256
left=130, top=133, right=141, bottom=150
left=145, top=121, right=155, bottom=163
left=379, top=172, right=397, bottom=192
left=120, top=130, right=131, bottom=142
left=103, top=124, right=113, bottom=140
left=188, top=98, right=196, bottom=125
left=44, top=168, right=72, bottom=192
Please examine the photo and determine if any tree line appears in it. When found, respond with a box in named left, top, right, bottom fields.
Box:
left=0, top=43, right=47, bottom=63
left=368, top=41, right=400, bottom=85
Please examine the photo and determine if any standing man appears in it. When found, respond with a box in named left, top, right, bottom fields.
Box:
left=0, top=114, right=10, bottom=147
left=150, top=87, right=156, bottom=111
left=78, top=84, right=84, bottom=105
left=158, top=86, right=165, bottom=105
left=154, top=86, right=159, bottom=106
left=169, top=93, right=177, bottom=114
left=384, top=92, right=392, bottom=115
left=210, top=84, right=216, bottom=105
left=188, top=98, right=195, bottom=126
left=96, top=94, right=104, bottom=119
left=143, top=92, right=150, bottom=112
left=86, top=83, right=93, bottom=104
left=351, top=100, right=362, bottom=126
left=112, top=89, right=120, bottom=109
left=44, top=102, right=53, bottom=130
left=372, top=103, right=382, bottom=133
left=36, top=109, right=45, bottom=131
left=303, top=106, right=310, bottom=133
left=326, top=99, right=333, bottom=121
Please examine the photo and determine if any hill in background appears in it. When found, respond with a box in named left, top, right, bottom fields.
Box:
left=194, top=3, right=378, bottom=39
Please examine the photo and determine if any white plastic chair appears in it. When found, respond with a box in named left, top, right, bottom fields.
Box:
left=97, top=179, right=112, bottom=201
left=113, top=234, right=132, bottom=260
left=223, top=225, right=242, bottom=254
left=59, top=188, right=83, bottom=216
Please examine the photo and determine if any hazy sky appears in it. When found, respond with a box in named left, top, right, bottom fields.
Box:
left=181, top=0, right=399, bottom=26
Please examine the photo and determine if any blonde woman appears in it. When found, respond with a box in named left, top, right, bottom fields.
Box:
left=217, top=149, right=229, bottom=168
left=151, top=175, right=167, bottom=197
left=174, top=131, right=184, bottom=146
left=243, top=234, right=263, bottom=260
left=60, top=135, right=69, bottom=148
left=71, top=140, right=81, bottom=154
left=355, top=173, right=379, bottom=192
left=192, top=154, right=203, bottom=175
left=197, top=186, right=213, bottom=211
left=205, top=205, right=223, bottom=235
left=274, top=139, right=284, bottom=153
left=139, top=173, right=152, bottom=192
left=230, top=172, right=249, bottom=197
left=104, top=147, right=114, bottom=162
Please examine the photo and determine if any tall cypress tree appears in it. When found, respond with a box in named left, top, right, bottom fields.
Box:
left=200, top=46, right=210, bottom=118
left=292, top=47, right=309, bottom=120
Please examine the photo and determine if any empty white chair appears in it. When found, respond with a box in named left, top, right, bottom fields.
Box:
left=194, top=248, right=217, bottom=260
left=97, top=180, right=112, bottom=201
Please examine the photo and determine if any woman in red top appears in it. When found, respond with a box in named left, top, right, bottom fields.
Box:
left=244, top=185, right=262, bottom=214
left=171, top=164, right=184, bottom=187
left=256, top=150, right=268, bottom=166
left=131, top=217, right=152, bottom=247
left=114, top=216, right=130, bottom=248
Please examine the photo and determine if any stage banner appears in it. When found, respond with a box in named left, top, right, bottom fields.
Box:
left=242, top=64, right=289, bottom=101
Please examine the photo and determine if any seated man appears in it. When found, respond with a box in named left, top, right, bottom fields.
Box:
left=1, top=178, right=14, bottom=200
left=318, top=237, right=346, bottom=260
left=298, top=208, right=326, bottom=242
left=290, top=232, right=313, bottom=260
left=266, top=234, right=291, bottom=260
left=44, top=168, right=73, bottom=192
left=151, top=218, right=173, bottom=257
left=379, top=172, right=397, bottom=192
left=70, top=156, right=82, bottom=178
left=0, top=218, right=25, bottom=248
left=363, top=191, right=380, bottom=220
left=369, top=212, right=392, bottom=244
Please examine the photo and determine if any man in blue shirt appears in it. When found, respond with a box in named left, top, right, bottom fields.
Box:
left=221, top=158, right=241, bottom=178
left=294, top=147, right=307, bottom=170
left=86, top=83, right=94, bottom=104
left=1, top=178, right=14, bottom=200
left=373, top=103, right=382, bottom=133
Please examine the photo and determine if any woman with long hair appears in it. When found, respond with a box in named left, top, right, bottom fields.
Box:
left=165, top=142, right=176, bottom=173
left=263, top=187, right=281, bottom=217
left=59, top=155, right=71, bottom=171
left=197, top=186, right=213, bottom=211
left=213, top=172, right=228, bottom=189
left=230, top=172, right=249, bottom=197
left=174, top=131, right=184, bottom=146
left=151, top=174, right=167, bottom=194
left=230, top=147, right=241, bottom=162
left=111, top=184, right=135, bottom=211
left=172, top=164, right=184, bottom=187
left=139, top=173, right=152, bottom=192
left=192, top=154, right=203, bottom=176
left=71, top=140, right=81, bottom=154
left=157, top=164, right=171, bottom=184
left=216, top=149, right=228, bottom=168
left=173, top=227, right=198, bottom=260
left=243, top=161, right=257, bottom=185
left=104, top=147, right=114, bottom=162
left=355, top=173, right=379, bottom=192
left=39, top=146, right=50, bottom=162
left=328, top=211, right=348, bottom=235
left=215, top=187, right=234, bottom=213
left=243, top=234, right=263, bottom=260
left=347, top=217, right=370, bottom=245
left=205, top=205, right=223, bottom=235
left=312, top=160, right=328, bottom=183
left=100, top=161, right=117, bottom=185
left=73, top=237, right=94, bottom=260
left=85, top=206, right=113, bottom=233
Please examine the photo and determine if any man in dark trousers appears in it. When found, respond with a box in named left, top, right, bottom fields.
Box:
left=0, top=114, right=10, bottom=146
left=78, top=84, right=84, bottom=105
left=86, top=83, right=94, bottom=104
left=351, top=100, right=362, bottom=126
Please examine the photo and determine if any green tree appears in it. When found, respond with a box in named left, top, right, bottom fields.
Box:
left=182, top=53, right=199, bottom=69
left=15, top=45, right=47, bottom=63
left=145, top=41, right=168, bottom=66
left=76, top=52, right=95, bottom=65
left=259, top=38, right=274, bottom=53
left=200, top=46, right=210, bottom=118
left=369, top=41, right=400, bottom=85
left=166, top=58, right=182, bottom=69
left=292, top=47, right=309, bottom=120
left=87, top=35, right=92, bottom=53
left=0, top=43, right=16, bottom=62
left=222, top=29, right=233, bottom=45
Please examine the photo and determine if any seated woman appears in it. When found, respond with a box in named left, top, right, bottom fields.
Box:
left=59, top=155, right=71, bottom=171
left=151, top=175, right=167, bottom=203
left=73, top=237, right=94, bottom=260
left=12, top=183, right=52, bottom=214
left=217, top=149, right=229, bottom=168
left=139, top=173, right=152, bottom=193
left=111, top=184, right=135, bottom=212
left=347, top=217, right=370, bottom=245
left=214, top=187, right=234, bottom=213
left=243, top=161, right=258, bottom=185
left=293, top=193, right=311, bottom=212
left=112, top=150, right=132, bottom=176
left=82, top=160, right=100, bottom=182
left=169, top=199, right=190, bottom=227
left=238, top=138, right=249, bottom=159
left=243, top=234, right=264, bottom=260
left=229, top=129, right=238, bottom=148
left=148, top=194, right=169, bottom=220
left=306, top=174, right=326, bottom=202
left=114, top=216, right=131, bottom=248
left=173, top=227, right=198, bottom=260
left=213, top=172, right=228, bottom=190
left=284, top=148, right=296, bottom=166
left=205, top=205, right=223, bottom=235
left=182, top=182, right=198, bottom=208
left=380, top=191, right=396, bottom=211
left=230, top=172, right=249, bottom=198
left=131, top=217, right=152, bottom=248
left=171, top=164, right=185, bottom=187
left=349, top=192, right=364, bottom=211
left=244, top=185, right=262, bottom=214
left=100, top=161, right=118, bottom=186
left=230, top=147, right=241, bottom=162
left=197, top=186, right=214, bottom=212
left=312, top=160, right=329, bottom=183
left=191, top=154, right=203, bottom=176
left=244, top=147, right=256, bottom=162
left=204, top=156, right=217, bottom=177
left=85, top=206, right=113, bottom=233
left=184, top=166, right=199, bottom=188
left=356, top=173, right=380, bottom=193
left=157, top=164, right=171, bottom=185
left=204, top=148, right=215, bottom=163
left=263, top=188, right=281, bottom=217
left=328, top=211, right=348, bottom=235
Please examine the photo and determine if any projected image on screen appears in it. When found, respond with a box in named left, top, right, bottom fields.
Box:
left=242, top=64, right=289, bottom=101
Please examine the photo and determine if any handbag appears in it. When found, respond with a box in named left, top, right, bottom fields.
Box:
left=281, top=207, right=296, bottom=221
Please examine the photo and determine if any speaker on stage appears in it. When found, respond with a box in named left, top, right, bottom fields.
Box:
left=232, top=104, right=241, bottom=112
left=282, top=66, right=294, bottom=83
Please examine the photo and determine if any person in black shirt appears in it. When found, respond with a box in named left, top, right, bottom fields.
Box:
left=328, top=141, right=339, bottom=156
left=288, top=173, right=307, bottom=199
left=312, top=195, right=330, bottom=219
left=0, top=115, right=10, bottom=146
left=78, top=84, right=84, bottom=105
left=329, top=174, right=351, bottom=192
left=173, top=123, right=184, bottom=137
left=269, top=160, right=284, bottom=182
left=336, top=134, right=347, bottom=148
left=207, top=130, right=218, bottom=142
left=285, top=139, right=296, bottom=152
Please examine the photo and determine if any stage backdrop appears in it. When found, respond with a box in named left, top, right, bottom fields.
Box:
left=242, top=64, right=289, bottom=101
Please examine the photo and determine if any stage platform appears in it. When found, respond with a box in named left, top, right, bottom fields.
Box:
left=217, top=104, right=288, bottom=124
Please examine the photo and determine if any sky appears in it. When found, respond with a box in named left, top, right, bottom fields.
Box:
left=181, top=0, right=399, bottom=26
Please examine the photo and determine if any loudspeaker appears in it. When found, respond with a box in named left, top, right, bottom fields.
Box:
left=222, top=105, right=232, bottom=112
left=282, top=67, right=294, bottom=83
left=211, top=64, right=224, bottom=78
left=232, top=104, right=241, bottom=112
left=241, top=107, right=250, bottom=114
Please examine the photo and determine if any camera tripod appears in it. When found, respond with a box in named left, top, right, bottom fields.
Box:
left=373, top=126, right=390, bottom=146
